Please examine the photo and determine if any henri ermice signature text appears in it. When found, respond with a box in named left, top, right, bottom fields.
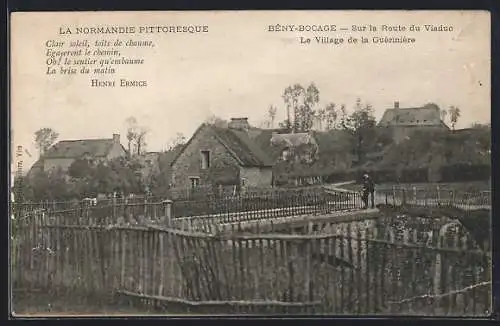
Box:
left=91, top=79, right=148, bottom=88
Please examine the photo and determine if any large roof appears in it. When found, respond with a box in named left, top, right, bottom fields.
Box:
left=171, top=124, right=276, bottom=168
left=211, top=126, right=275, bottom=167
left=44, top=139, right=117, bottom=159
left=379, top=104, right=443, bottom=127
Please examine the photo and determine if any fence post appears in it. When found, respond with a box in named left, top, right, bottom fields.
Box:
left=125, top=198, right=133, bottom=224
left=112, top=195, right=117, bottom=222
left=433, top=225, right=445, bottom=313
left=392, top=186, right=396, bottom=205
left=163, top=199, right=173, bottom=226
left=412, top=186, right=417, bottom=205
left=436, top=185, right=441, bottom=204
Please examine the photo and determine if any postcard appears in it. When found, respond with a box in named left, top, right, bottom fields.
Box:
left=10, top=10, right=491, bottom=317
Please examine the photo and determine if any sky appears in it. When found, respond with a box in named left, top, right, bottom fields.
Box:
left=10, top=11, right=490, bottom=171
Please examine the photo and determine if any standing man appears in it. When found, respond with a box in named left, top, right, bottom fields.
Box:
left=362, top=174, right=375, bottom=209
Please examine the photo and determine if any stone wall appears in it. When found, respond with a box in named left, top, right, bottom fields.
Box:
left=171, top=126, right=240, bottom=189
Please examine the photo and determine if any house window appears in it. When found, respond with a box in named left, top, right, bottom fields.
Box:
left=189, top=177, right=200, bottom=189
left=282, top=148, right=291, bottom=161
left=201, top=150, right=210, bottom=169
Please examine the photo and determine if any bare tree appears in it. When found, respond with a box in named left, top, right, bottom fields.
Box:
left=167, top=132, right=186, bottom=150
left=338, top=104, right=348, bottom=127
left=316, top=108, right=326, bottom=131
left=282, top=84, right=304, bottom=132
left=299, top=83, right=319, bottom=132
left=440, top=109, right=448, bottom=124
left=125, top=117, right=149, bottom=156
left=339, top=99, right=377, bottom=164
left=135, top=127, right=149, bottom=155
left=282, top=83, right=319, bottom=133
left=125, top=117, right=138, bottom=155
left=268, top=105, right=277, bottom=128
left=448, top=105, right=461, bottom=131
left=325, top=103, right=338, bottom=130
left=34, top=128, right=59, bottom=158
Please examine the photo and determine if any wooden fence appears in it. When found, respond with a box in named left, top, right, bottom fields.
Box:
left=11, top=205, right=491, bottom=315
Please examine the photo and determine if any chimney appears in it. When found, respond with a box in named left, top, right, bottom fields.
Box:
left=228, top=117, right=250, bottom=131
left=394, top=101, right=400, bottom=109
left=112, top=133, right=120, bottom=143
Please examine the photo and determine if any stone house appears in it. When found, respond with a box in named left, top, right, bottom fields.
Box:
left=41, top=133, right=127, bottom=173
left=378, top=102, right=449, bottom=143
left=170, top=118, right=275, bottom=191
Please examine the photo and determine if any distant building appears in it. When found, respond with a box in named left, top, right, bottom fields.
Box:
left=39, top=133, right=127, bottom=173
left=271, top=129, right=356, bottom=186
left=170, top=117, right=275, bottom=191
left=270, top=131, right=319, bottom=163
left=378, top=102, right=449, bottom=143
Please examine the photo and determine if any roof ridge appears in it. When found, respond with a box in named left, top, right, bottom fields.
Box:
left=386, top=106, right=431, bottom=110
left=57, top=138, right=113, bottom=142
left=44, top=137, right=119, bottom=159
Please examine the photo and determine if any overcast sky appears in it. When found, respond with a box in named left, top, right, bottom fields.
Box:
left=11, top=11, right=490, bottom=170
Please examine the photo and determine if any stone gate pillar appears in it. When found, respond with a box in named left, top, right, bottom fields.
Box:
left=162, top=199, right=173, bottom=226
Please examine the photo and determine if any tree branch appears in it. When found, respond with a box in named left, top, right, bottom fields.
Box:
left=387, top=281, right=491, bottom=305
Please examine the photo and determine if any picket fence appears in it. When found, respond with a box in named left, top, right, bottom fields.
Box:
left=11, top=191, right=491, bottom=315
